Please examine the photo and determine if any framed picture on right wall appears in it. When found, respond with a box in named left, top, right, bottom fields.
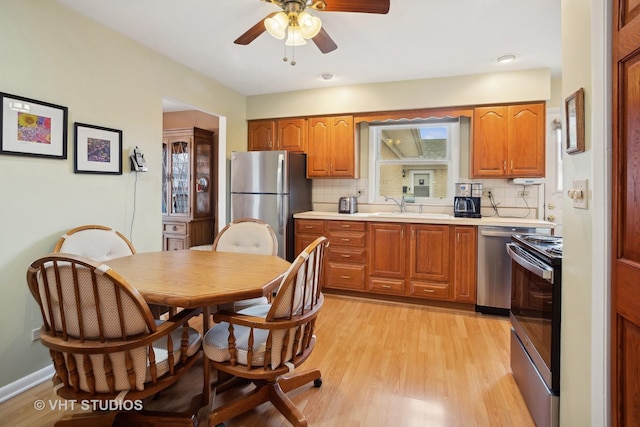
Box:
left=565, top=87, right=585, bottom=154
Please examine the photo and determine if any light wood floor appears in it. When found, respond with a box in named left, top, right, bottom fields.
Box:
left=2, top=294, right=534, bottom=426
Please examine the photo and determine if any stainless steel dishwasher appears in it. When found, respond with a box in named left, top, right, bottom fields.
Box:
left=476, top=225, right=540, bottom=316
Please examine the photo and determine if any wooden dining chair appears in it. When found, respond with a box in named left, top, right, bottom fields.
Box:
left=203, top=236, right=329, bottom=427
left=54, top=224, right=170, bottom=318
left=209, top=218, right=279, bottom=312
left=26, top=253, right=203, bottom=427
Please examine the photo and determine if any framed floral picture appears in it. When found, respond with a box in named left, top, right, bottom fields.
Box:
left=0, top=92, right=68, bottom=159
left=74, top=122, right=123, bottom=174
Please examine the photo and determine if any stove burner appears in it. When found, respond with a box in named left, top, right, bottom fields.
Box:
left=523, top=235, right=562, bottom=244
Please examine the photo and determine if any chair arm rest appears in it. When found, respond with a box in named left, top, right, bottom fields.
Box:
left=213, top=303, right=322, bottom=331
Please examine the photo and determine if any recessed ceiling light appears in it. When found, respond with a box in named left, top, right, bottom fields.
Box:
left=497, top=54, right=516, bottom=64
left=320, top=72, right=335, bottom=81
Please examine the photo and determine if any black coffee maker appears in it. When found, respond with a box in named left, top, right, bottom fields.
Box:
left=454, top=183, right=481, bottom=218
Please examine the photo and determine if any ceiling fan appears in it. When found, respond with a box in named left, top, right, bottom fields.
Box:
left=234, top=0, right=390, bottom=55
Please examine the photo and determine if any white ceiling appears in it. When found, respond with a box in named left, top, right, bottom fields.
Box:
left=55, top=0, right=561, bottom=98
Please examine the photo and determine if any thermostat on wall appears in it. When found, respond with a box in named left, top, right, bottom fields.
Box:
left=511, top=178, right=545, bottom=185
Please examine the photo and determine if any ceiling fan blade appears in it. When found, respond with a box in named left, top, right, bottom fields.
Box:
left=234, top=12, right=277, bottom=45
left=316, top=0, right=390, bottom=14
left=312, top=28, right=338, bottom=53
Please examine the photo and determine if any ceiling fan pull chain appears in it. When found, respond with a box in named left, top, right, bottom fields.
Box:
left=291, top=42, right=296, bottom=66
left=283, top=39, right=288, bottom=63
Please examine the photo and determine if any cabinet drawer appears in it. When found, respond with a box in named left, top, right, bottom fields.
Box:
left=327, top=220, right=365, bottom=232
left=327, top=231, right=366, bottom=248
left=368, top=278, right=405, bottom=295
left=165, top=237, right=187, bottom=251
left=328, top=247, right=366, bottom=264
left=326, top=263, right=366, bottom=290
left=163, top=222, right=187, bottom=235
left=295, top=219, right=325, bottom=234
left=409, top=281, right=451, bottom=300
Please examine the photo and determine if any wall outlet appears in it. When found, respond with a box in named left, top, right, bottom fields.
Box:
left=518, top=191, right=530, bottom=197
left=482, top=190, right=492, bottom=197
left=31, top=328, right=40, bottom=342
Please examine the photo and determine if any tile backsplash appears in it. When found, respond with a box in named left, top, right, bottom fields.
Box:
left=311, top=178, right=544, bottom=219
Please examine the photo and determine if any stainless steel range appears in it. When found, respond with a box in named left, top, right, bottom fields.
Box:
left=506, top=234, right=562, bottom=427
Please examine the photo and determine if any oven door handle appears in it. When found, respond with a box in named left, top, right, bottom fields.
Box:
left=506, top=243, right=554, bottom=281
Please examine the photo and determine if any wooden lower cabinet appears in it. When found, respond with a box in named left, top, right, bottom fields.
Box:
left=325, top=220, right=366, bottom=291
left=368, top=222, right=476, bottom=304
left=162, top=218, right=214, bottom=251
left=295, top=219, right=478, bottom=304
left=453, top=226, right=478, bottom=303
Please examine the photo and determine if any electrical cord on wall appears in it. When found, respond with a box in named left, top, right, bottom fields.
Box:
left=485, top=187, right=532, bottom=218
left=129, top=171, right=139, bottom=245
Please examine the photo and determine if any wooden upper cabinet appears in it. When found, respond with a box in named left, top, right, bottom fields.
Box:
left=248, top=118, right=306, bottom=152
left=277, top=118, right=306, bottom=152
left=472, top=102, right=545, bottom=178
left=248, top=119, right=275, bottom=151
left=307, top=115, right=356, bottom=178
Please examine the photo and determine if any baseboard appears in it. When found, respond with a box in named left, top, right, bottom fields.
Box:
left=0, top=364, right=54, bottom=404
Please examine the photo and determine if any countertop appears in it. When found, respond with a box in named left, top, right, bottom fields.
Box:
left=294, top=211, right=555, bottom=229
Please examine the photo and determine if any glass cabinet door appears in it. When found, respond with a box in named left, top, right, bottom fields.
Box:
left=194, top=141, right=212, bottom=217
left=170, top=140, right=190, bottom=215
left=161, top=138, right=191, bottom=217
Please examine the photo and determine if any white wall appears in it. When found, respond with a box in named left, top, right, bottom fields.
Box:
left=247, top=69, right=551, bottom=119
left=0, top=0, right=246, bottom=388
left=560, top=0, right=610, bottom=425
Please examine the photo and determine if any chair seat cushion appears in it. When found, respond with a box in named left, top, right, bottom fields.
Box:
left=233, top=296, right=269, bottom=312
left=146, top=322, right=202, bottom=382
left=203, top=304, right=271, bottom=367
left=67, top=322, right=201, bottom=393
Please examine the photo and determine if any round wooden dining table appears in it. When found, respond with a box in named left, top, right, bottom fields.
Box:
left=105, top=249, right=291, bottom=405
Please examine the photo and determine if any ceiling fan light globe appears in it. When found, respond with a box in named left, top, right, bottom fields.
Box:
left=297, top=11, right=322, bottom=39
left=285, top=27, right=307, bottom=46
left=265, top=12, right=288, bottom=40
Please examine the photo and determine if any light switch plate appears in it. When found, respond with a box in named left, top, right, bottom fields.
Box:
left=571, top=179, right=588, bottom=209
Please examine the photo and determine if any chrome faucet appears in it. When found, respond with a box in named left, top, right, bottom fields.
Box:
left=385, top=196, right=406, bottom=212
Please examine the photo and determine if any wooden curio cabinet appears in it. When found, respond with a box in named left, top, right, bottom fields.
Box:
left=162, top=127, right=215, bottom=250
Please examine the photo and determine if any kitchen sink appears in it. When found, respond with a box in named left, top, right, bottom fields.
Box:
left=369, top=212, right=452, bottom=219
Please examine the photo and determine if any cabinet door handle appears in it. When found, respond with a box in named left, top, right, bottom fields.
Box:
left=304, top=226, right=314, bottom=229
left=511, top=160, right=514, bottom=172
left=381, top=285, right=392, bottom=289
left=341, top=224, right=351, bottom=228
left=340, top=275, right=351, bottom=279
left=503, top=160, right=507, bottom=172
left=423, top=289, right=436, bottom=293
left=340, top=254, right=352, bottom=258
left=457, top=233, right=460, bottom=243
left=340, top=238, right=351, bottom=242
left=172, top=225, right=178, bottom=231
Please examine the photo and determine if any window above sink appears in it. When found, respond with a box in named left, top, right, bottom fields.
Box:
left=367, top=117, right=465, bottom=204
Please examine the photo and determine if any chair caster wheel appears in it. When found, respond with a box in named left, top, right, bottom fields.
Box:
left=313, top=378, right=322, bottom=388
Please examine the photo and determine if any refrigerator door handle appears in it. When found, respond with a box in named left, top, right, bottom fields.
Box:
left=277, top=195, right=284, bottom=234
left=277, top=154, right=285, bottom=233
left=277, top=153, right=284, bottom=195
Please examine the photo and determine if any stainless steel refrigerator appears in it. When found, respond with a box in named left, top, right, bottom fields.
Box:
left=230, top=151, right=312, bottom=261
